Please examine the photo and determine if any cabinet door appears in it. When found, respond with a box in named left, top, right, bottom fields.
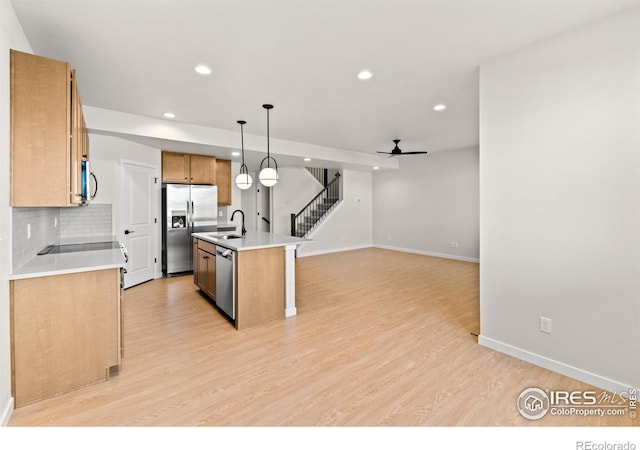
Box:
left=69, top=69, right=84, bottom=205
left=216, top=159, right=232, bottom=206
left=190, top=155, right=216, bottom=185
left=11, top=269, right=120, bottom=407
left=162, top=151, right=189, bottom=183
left=197, top=248, right=216, bottom=299
left=10, top=50, right=74, bottom=206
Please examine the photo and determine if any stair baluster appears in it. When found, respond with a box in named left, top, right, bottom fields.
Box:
left=291, top=172, right=340, bottom=238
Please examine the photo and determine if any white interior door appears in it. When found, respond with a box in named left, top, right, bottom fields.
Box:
left=121, top=162, right=156, bottom=288
left=257, top=185, right=271, bottom=232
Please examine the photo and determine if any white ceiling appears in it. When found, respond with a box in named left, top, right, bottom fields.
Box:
left=10, top=0, right=640, bottom=163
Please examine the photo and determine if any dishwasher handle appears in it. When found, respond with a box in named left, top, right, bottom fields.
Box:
left=217, top=249, right=233, bottom=258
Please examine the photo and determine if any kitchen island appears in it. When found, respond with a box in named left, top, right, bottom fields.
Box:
left=191, top=231, right=307, bottom=330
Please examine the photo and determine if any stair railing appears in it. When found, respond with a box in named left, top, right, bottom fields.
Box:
left=306, top=167, right=328, bottom=186
left=291, top=173, right=340, bottom=237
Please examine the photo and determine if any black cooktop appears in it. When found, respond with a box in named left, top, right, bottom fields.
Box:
left=38, top=241, right=119, bottom=255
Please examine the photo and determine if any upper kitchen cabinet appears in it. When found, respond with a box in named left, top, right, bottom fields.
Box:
left=161, top=151, right=216, bottom=185
left=215, top=159, right=232, bottom=206
left=10, top=50, right=89, bottom=207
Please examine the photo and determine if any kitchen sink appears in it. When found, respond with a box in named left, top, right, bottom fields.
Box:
left=218, top=234, right=244, bottom=240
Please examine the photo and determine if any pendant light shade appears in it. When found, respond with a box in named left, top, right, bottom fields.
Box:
left=259, top=104, right=279, bottom=187
left=235, top=120, right=253, bottom=190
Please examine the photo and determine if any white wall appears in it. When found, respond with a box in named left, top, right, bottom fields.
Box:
left=89, top=133, right=163, bottom=278
left=0, top=0, right=32, bottom=426
left=372, top=147, right=479, bottom=262
left=479, top=8, right=640, bottom=391
left=297, top=169, right=373, bottom=257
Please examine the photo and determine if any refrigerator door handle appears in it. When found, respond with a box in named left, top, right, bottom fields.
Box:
left=186, top=200, right=191, bottom=233
left=190, top=201, right=195, bottom=233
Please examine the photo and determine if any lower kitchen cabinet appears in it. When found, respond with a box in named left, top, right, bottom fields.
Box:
left=196, top=240, right=216, bottom=300
left=10, top=268, right=122, bottom=407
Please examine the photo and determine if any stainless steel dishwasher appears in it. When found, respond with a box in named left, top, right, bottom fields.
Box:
left=215, top=247, right=236, bottom=320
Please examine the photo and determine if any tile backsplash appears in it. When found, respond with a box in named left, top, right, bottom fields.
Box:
left=12, top=203, right=113, bottom=271
left=12, top=207, right=60, bottom=271
left=60, top=204, right=112, bottom=239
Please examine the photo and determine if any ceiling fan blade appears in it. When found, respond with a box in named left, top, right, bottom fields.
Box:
left=375, top=140, right=428, bottom=156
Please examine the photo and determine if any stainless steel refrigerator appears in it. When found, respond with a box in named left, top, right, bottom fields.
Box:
left=162, top=184, right=218, bottom=276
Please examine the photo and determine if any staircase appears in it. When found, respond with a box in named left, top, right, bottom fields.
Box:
left=306, top=167, right=328, bottom=186
left=291, top=171, right=341, bottom=238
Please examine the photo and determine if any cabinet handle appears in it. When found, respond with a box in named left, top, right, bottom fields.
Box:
left=203, top=255, right=209, bottom=259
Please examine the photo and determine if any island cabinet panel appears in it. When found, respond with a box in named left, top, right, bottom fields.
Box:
left=193, top=238, right=199, bottom=285
left=10, top=269, right=121, bottom=407
left=235, top=247, right=285, bottom=330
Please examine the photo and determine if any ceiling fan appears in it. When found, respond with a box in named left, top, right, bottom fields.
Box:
left=376, top=139, right=428, bottom=156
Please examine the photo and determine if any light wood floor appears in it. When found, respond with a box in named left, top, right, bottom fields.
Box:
left=8, top=248, right=636, bottom=426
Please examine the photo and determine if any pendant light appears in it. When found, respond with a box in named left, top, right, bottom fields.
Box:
left=234, top=120, right=253, bottom=190
left=258, top=104, right=279, bottom=187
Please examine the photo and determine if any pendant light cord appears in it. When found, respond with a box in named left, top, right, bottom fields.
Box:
left=263, top=104, right=274, bottom=169
left=237, top=120, right=247, bottom=174
left=266, top=107, right=270, bottom=168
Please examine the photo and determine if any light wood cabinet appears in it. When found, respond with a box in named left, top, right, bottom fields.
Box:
left=196, top=240, right=216, bottom=300
left=236, top=247, right=284, bottom=330
left=190, top=154, right=216, bottom=184
left=10, top=269, right=121, bottom=407
left=10, top=49, right=89, bottom=207
left=193, top=238, right=285, bottom=331
left=215, top=158, right=232, bottom=206
left=161, top=151, right=216, bottom=185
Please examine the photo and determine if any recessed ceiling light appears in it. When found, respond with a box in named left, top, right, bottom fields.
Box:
left=194, top=64, right=212, bottom=75
left=357, top=70, right=373, bottom=80
left=304, top=157, right=311, bottom=162
left=373, top=166, right=380, bottom=170
left=433, top=104, right=446, bottom=111
left=231, top=151, right=241, bottom=157
left=163, top=112, right=175, bottom=118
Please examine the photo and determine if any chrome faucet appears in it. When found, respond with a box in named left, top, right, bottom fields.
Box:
left=231, top=209, right=246, bottom=236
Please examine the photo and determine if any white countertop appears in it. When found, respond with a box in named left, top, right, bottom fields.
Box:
left=192, top=231, right=309, bottom=251
left=10, top=235, right=127, bottom=280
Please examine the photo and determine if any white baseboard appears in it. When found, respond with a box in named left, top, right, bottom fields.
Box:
left=478, top=335, right=634, bottom=394
left=297, top=244, right=372, bottom=258
left=373, top=244, right=480, bottom=263
left=0, top=396, right=13, bottom=427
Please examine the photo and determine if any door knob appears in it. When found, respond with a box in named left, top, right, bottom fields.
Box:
left=124, top=230, right=135, bottom=235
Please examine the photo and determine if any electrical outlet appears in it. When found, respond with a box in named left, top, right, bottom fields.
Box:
left=27, top=223, right=31, bottom=239
left=387, top=234, right=392, bottom=240
left=540, top=316, right=552, bottom=334
left=450, top=241, right=459, bottom=248
left=54, top=217, right=58, bottom=227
